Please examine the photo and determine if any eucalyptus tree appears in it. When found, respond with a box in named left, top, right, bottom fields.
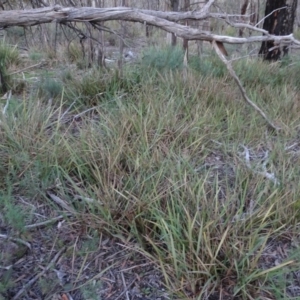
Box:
left=259, top=0, right=298, bottom=60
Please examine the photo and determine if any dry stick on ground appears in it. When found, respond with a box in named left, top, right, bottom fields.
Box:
left=47, top=192, right=77, bottom=214
left=212, top=40, right=280, bottom=131
left=12, top=247, right=66, bottom=300
left=25, top=214, right=72, bottom=229
left=1, top=90, right=11, bottom=115
left=9, top=61, right=46, bottom=75
left=117, top=272, right=134, bottom=300
left=0, top=233, right=31, bottom=250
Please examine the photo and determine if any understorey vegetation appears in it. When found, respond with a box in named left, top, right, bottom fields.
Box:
left=1, top=32, right=300, bottom=299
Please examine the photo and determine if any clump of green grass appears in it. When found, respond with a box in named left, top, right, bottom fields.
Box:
left=80, top=281, right=103, bottom=299
left=140, top=46, right=227, bottom=78
left=235, top=58, right=285, bottom=88
left=63, top=68, right=142, bottom=108
left=141, top=45, right=184, bottom=71
left=29, top=50, right=44, bottom=62
left=0, top=94, right=68, bottom=200
left=189, top=53, right=227, bottom=78
left=57, top=66, right=300, bottom=298
left=235, top=56, right=300, bottom=89
left=0, top=272, right=15, bottom=299
left=39, top=78, right=63, bottom=99
left=0, top=41, right=19, bottom=66
left=66, top=41, right=83, bottom=64
left=2, top=199, right=27, bottom=233
left=0, top=40, right=19, bottom=93
left=1, top=48, right=300, bottom=299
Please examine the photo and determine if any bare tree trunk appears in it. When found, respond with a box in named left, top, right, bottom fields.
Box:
left=182, top=0, right=190, bottom=57
left=239, top=0, right=258, bottom=36
left=250, top=0, right=258, bottom=25
left=145, top=0, right=156, bottom=37
left=297, top=0, right=300, bottom=27
left=239, top=0, right=258, bottom=53
left=118, top=0, right=127, bottom=76
left=170, top=0, right=179, bottom=46
left=239, top=0, right=249, bottom=37
left=0, top=55, right=8, bottom=93
left=259, top=0, right=298, bottom=60
left=145, top=0, right=151, bottom=37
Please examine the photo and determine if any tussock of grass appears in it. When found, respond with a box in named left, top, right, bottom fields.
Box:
left=0, top=41, right=20, bottom=66
left=1, top=47, right=300, bottom=298
left=62, top=68, right=142, bottom=108
left=141, top=46, right=184, bottom=71
left=38, top=77, right=63, bottom=99
left=0, top=40, right=20, bottom=92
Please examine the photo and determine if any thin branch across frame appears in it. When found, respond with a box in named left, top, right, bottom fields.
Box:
left=212, top=40, right=280, bottom=131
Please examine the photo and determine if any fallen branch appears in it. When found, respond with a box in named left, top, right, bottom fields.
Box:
left=0, top=6, right=299, bottom=48
left=0, top=5, right=251, bottom=26
left=212, top=40, right=280, bottom=131
left=25, top=214, right=72, bottom=229
left=0, top=233, right=31, bottom=250
left=1, top=89, right=11, bottom=115
left=47, top=192, right=77, bottom=214
left=9, top=61, right=46, bottom=75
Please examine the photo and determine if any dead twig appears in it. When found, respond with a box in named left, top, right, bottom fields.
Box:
left=115, top=273, right=135, bottom=300
left=73, top=105, right=101, bottom=119
left=212, top=40, right=280, bottom=131
left=0, top=233, right=31, bottom=250
left=47, top=192, right=77, bottom=214
left=9, top=61, right=45, bottom=75
left=25, top=214, right=72, bottom=229
left=1, top=89, right=11, bottom=115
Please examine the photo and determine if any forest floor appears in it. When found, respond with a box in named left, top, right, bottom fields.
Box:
left=1, top=35, right=300, bottom=300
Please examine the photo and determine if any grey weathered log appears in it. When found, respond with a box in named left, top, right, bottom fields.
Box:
left=0, top=6, right=220, bottom=25
left=0, top=6, right=300, bottom=47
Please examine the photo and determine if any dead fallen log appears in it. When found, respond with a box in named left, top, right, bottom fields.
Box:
left=0, top=6, right=300, bottom=48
